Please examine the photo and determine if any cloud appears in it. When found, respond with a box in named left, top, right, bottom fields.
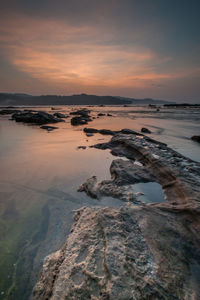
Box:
left=0, top=8, right=199, bottom=101
left=0, top=15, right=175, bottom=89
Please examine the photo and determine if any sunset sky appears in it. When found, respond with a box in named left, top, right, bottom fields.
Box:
left=0, top=0, right=200, bottom=102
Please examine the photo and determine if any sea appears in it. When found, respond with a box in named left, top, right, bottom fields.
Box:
left=0, top=105, right=199, bottom=299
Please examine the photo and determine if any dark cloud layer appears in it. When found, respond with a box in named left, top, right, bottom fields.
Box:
left=0, top=0, right=200, bottom=102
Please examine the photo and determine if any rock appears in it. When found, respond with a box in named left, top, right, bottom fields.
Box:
left=141, top=127, right=151, bottom=134
left=109, top=159, right=155, bottom=185
left=83, top=128, right=99, bottom=133
left=97, top=113, right=105, bottom=116
left=53, top=112, right=67, bottom=118
left=78, top=176, right=99, bottom=198
left=78, top=159, right=154, bottom=202
left=191, top=136, right=200, bottom=143
left=71, top=116, right=89, bottom=126
left=0, top=109, right=21, bottom=115
left=70, top=109, right=91, bottom=118
left=121, top=128, right=142, bottom=135
left=107, top=113, right=112, bottom=116
left=77, top=146, right=86, bottom=150
left=33, top=132, right=200, bottom=300
left=40, top=125, right=58, bottom=131
left=33, top=205, right=200, bottom=300
left=91, top=133, right=200, bottom=204
left=78, top=159, right=155, bottom=201
left=98, top=129, right=116, bottom=135
left=86, top=133, right=93, bottom=137
left=83, top=127, right=143, bottom=137
left=70, top=109, right=92, bottom=125
left=11, top=111, right=64, bottom=125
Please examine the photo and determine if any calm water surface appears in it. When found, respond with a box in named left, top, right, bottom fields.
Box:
left=0, top=105, right=199, bottom=299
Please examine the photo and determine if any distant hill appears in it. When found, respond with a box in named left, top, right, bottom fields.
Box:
left=0, top=93, right=131, bottom=106
left=0, top=93, right=176, bottom=106
left=115, top=96, right=176, bottom=105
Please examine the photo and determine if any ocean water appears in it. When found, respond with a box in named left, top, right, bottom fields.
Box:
left=0, top=105, right=199, bottom=299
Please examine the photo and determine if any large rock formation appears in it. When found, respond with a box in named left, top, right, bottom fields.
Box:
left=33, top=132, right=200, bottom=300
left=33, top=204, right=200, bottom=300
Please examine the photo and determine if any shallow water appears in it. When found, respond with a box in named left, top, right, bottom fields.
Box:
left=132, top=182, right=165, bottom=203
left=0, top=105, right=199, bottom=299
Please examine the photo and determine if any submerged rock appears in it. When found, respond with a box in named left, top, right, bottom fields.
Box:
left=40, top=125, right=58, bottom=131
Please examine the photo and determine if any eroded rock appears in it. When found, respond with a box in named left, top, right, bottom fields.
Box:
left=33, top=132, right=200, bottom=300
left=33, top=205, right=200, bottom=300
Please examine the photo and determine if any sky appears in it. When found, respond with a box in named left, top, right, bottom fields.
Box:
left=0, top=0, right=200, bottom=102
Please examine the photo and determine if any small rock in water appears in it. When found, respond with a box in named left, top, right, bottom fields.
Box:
left=71, top=116, right=88, bottom=125
left=53, top=112, right=67, bottom=118
left=191, top=135, right=200, bottom=143
left=141, top=127, right=151, bottom=134
left=83, top=128, right=99, bottom=133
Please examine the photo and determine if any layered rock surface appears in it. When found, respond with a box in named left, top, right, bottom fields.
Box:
left=33, top=205, right=200, bottom=300
left=33, top=132, right=200, bottom=300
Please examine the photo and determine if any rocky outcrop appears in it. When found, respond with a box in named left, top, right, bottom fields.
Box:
left=90, top=133, right=200, bottom=206
left=33, top=205, right=200, bottom=300
left=78, top=159, right=155, bottom=202
left=11, top=111, right=64, bottom=125
left=33, top=132, right=200, bottom=300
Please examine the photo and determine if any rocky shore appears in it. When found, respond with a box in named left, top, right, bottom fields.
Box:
left=33, top=130, right=200, bottom=300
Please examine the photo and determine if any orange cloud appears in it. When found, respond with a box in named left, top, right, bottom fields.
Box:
left=0, top=13, right=199, bottom=95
